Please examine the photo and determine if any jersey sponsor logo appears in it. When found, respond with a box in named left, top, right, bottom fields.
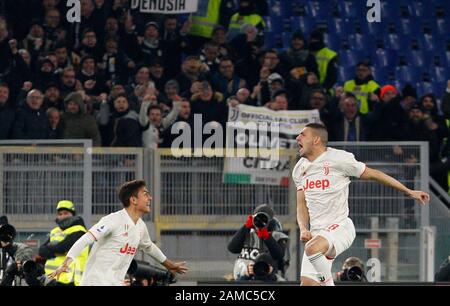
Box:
left=119, top=243, right=137, bottom=255
left=303, top=179, right=330, bottom=190
left=323, top=161, right=330, bottom=176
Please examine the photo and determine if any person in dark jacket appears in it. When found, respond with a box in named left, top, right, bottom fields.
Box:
left=227, top=204, right=289, bottom=281
left=0, top=222, right=40, bottom=286
left=328, top=93, right=371, bottom=141
left=11, top=89, right=50, bottom=140
left=97, top=94, right=142, bottom=147
left=190, top=80, right=228, bottom=128
left=0, top=83, right=15, bottom=139
left=61, top=92, right=101, bottom=146
left=280, top=31, right=318, bottom=79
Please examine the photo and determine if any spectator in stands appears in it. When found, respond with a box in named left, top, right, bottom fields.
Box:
left=161, top=98, right=193, bottom=148
left=149, top=57, right=169, bottom=94
left=46, top=107, right=62, bottom=139
left=59, top=67, right=83, bottom=99
left=188, top=0, right=235, bottom=52
left=61, top=92, right=101, bottom=146
left=99, top=36, right=135, bottom=87
left=419, top=93, right=449, bottom=146
left=343, top=61, right=380, bottom=114
left=160, top=15, right=191, bottom=78
left=176, top=56, right=208, bottom=95
left=43, top=8, right=62, bottom=44
left=54, top=43, right=81, bottom=73
left=159, top=79, right=180, bottom=108
left=400, top=84, right=418, bottom=113
left=261, top=49, right=289, bottom=80
left=235, top=88, right=256, bottom=106
left=405, top=103, right=448, bottom=190
left=212, top=57, right=246, bottom=99
left=227, top=0, right=266, bottom=42
left=33, top=57, right=59, bottom=92
left=0, top=19, right=11, bottom=76
left=307, top=88, right=331, bottom=127
left=0, top=83, right=15, bottom=139
left=190, top=80, right=228, bottom=127
left=11, top=89, right=50, bottom=139
left=211, top=26, right=234, bottom=59
left=69, top=0, right=103, bottom=50
left=231, top=25, right=263, bottom=89
left=290, top=72, right=323, bottom=110
left=76, top=28, right=103, bottom=63
left=270, top=90, right=289, bottom=111
left=200, top=41, right=221, bottom=74
left=328, top=93, right=370, bottom=141
left=308, top=29, right=338, bottom=91
left=97, top=94, right=141, bottom=147
left=368, top=85, right=409, bottom=142
left=280, top=31, right=318, bottom=80
left=77, top=55, right=106, bottom=96
left=3, top=39, right=32, bottom=105
left=103, top=16, right=120, bottom=42
left=44, top=83, right=64, bottom=110
left=139, top=95, right=180, bottom=149
left=20, top=20, right=53, bottom=55
left=139, top=22, right=164, bottom=67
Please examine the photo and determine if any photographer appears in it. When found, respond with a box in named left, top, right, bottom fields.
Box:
left=335, top=257, right=366, bottom=282
left=435, top=255, right=450, bottom=282
left=0, top=217, right=41, bottom=286
left=227, top=204, right=289, bottom=281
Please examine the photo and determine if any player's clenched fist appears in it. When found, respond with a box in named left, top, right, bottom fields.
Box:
left=300, top=230, right=312, bottom=242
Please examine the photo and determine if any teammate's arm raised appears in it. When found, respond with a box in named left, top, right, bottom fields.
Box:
left=360, top=167, right=430, bottom=205
left=297, top=190, right=312, bottom=242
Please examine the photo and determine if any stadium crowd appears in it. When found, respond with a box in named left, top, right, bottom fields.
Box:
left=0, top=0, right=449, bottom=190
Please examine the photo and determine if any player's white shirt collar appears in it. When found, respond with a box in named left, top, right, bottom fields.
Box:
left=304, top=147, right=329, bottom=164
left=121, top=208, right=139, bottom=227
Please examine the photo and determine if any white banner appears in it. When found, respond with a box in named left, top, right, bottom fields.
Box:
left=223, top=105, right=321, bottom=186
left=131, top=0, right=198, bottom=14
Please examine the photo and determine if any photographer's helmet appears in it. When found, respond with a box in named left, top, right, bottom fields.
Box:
left=0, top=223, right=17, bottom=243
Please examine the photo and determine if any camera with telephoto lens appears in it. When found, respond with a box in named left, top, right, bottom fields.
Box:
left=338, top=257, right=365, bottom=282
left=252, top=212, right=271, bottom=229
left=252, top=253, right=276, bottom=281
left=127, top=259, right=176, bottom=286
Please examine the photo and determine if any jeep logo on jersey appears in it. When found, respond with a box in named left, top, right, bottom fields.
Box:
left=119, top=243, right=137, bottom=255
left=323, top=162, right=330, bottom=175
left=303, top=179, right=330, bottom=190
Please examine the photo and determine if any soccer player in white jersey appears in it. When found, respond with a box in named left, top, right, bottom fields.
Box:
left=49, top=180, right=188, bottom=285
left=293, top=123, right=430, bottom=286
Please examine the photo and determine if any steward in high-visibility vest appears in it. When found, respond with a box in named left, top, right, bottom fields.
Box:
left=38, top=200, right=89, bottom=285
left=227, top=0, right=265, bottom=41
left=309, top=29, right=338, bottom=91
left=344, top=61, right=380, bottom=114
left=189, top=0, right=222, bottom=39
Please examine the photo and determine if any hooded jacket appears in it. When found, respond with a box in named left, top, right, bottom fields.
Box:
left=61, top=92, right=102, bottom=146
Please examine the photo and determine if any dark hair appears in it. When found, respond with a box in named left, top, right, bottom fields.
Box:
left=147, top=105, right=162, bottom=116
left=356, top=60, right=371, bottom=68
left=305, top=123, right=328, bottom=146
left=118, top=180, right=147, bottom=207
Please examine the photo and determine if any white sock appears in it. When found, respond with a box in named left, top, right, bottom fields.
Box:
left=307, top=252, right=335, bottom=286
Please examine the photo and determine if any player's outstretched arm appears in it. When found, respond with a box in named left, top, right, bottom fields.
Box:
left=297, top=190, right=312, bottom=241
left=360, top=167, right=430, bottom=205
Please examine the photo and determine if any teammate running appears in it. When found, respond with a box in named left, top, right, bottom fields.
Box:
left=49, top=180, right=187, bottom=285
left=293, top=123, right=429, bottom=286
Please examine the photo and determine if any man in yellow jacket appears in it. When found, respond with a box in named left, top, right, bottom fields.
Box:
left=38, top=200, right=89, bottom=286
